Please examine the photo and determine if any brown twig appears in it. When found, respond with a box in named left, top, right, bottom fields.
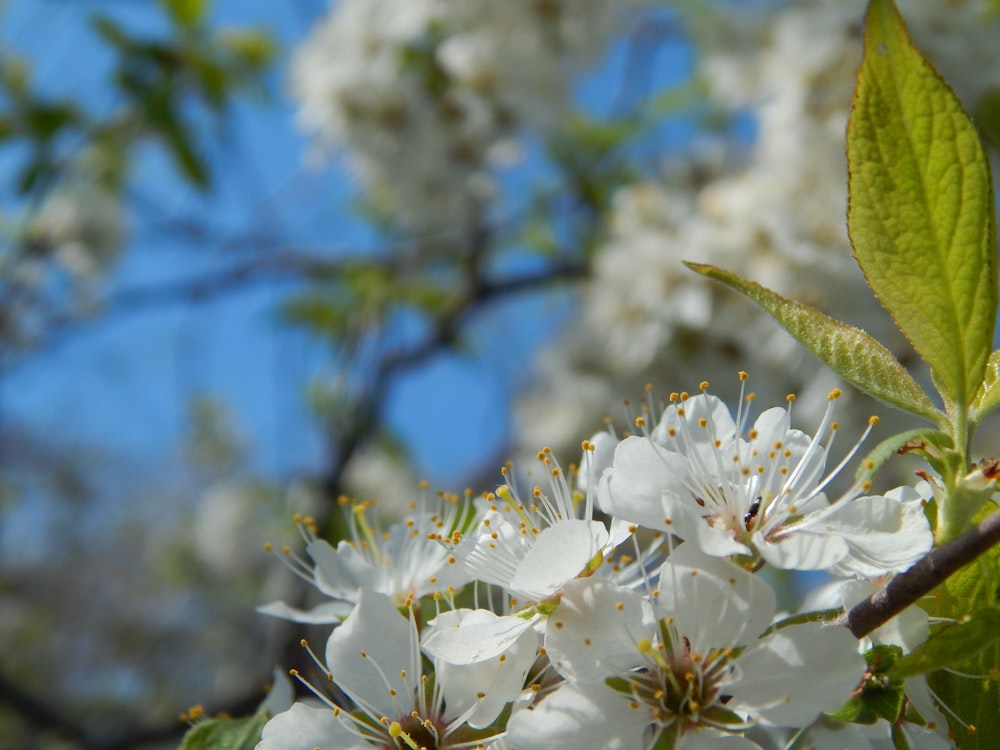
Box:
left=835, top=508, right=1000, bottom=638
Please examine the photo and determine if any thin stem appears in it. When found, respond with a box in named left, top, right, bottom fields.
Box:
left=835, top=508, right=1000, bottom=638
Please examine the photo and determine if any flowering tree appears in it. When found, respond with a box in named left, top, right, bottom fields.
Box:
left=5, top=0, right=1000, bottom=748
left=173, top=1, right=1000, bottom=748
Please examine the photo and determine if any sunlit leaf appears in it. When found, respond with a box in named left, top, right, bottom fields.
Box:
left=685, top=262, right=942, bottom=424
left=891, top=608, right=1000, bottom=678
left=847, top=0, right=997, bottom=414
left=161, top=0, right=209, bottom=30
left=178, top=714, right=267, bottom=750
left=218, top=28, right=278, bottom=69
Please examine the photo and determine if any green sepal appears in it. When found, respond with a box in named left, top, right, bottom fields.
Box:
left=772, top=608, right=842, bottom=629
left=891, top=723, right=914, bottom=750
left=847, top=0, right=997, bottom=416
left=605, top=676, right=631, bottom=694
left=892, top=609, right=1000, bottom=679
left=855, top=428, right=953, bottom=484
left=177, top=713, right=268, bottom=750
left=827, top=645, right=906, bottom=725
left=971, top=350, right=1000, bottom=424
left=685, top=262, right=942, bottom=424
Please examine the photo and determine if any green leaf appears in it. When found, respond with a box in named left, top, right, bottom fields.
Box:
left=178, top=713, right=267, bottom=750
left=971, top=349, right=1000, bottom=423
left=921, top=509, right=1000, bottom=748
left=141, top=88, right=210, bottom=188
left=218, top=28, right=277, bottom=69
left=685, top=262, right=942, bottom=424
left=891, top=608, right=1000, bottom=678
left=828, top=645, right=906, bottom=725
left=973, top=89, right=1000, bottom=151
left=847, top=0, right=997, bottom=415
left=161, top=0, right=209, bottom=29
left=90, top=16, right=131, bottom=50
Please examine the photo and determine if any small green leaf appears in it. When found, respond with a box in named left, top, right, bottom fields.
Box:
left=90, top=15, right=131, bottom=50
left=848, top=0, right=997, bottom=415
left=218, top=29, right=277, bottom=69
left=971, top=349, right=1000, bottom=423
left=891, top=608, right=1000, bottom=679
left=828, top=645, right=906, bottom=725
left=921, top=512, right=1000, bottom=749
left=686, top=262, right=942, bottom=424
left=178, top=713, right=267, bottom=750
left=161, top=0, right=209, bottom=29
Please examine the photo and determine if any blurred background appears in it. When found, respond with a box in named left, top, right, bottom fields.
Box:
left=2, top=0, right=999, bottom=747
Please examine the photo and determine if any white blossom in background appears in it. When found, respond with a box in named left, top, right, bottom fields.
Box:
left=514, top=0, right=1000, bottom=469
left=341, top=443, right=424, bottom=520
left=291, top=0, right=639, bottom=233
left=27, top=187, right=125, bottom=280
left=1, top=184, right=126, bottom=346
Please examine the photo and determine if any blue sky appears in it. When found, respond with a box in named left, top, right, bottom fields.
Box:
left=0, top=0, right=693, bottom=491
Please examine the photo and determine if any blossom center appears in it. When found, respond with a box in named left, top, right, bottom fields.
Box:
left=625, top=633, right=738, bottom=735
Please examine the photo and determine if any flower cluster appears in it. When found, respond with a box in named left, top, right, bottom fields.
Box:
left=290, top=0, right=637, bottom=234
left=513, top=0, right=1000, bottom=477
left=256, top=380, right=945, bottom=750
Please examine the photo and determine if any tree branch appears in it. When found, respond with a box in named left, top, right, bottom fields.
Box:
left=835, top=508, right=1000, bottom=638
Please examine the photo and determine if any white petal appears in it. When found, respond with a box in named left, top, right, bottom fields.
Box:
left=821, top=490, right=933, bottom=578
left=899, top=721, right=954, bottom=750
left=435, top=614, right=539, bottom=728
left=423, top=610, right=539, bottom=665
left=507, top=681, right=646, bottom=750
left=544, top=578, right=655, bottom=682
left=256, top=599, right=353, bottom=624
left=599, top=436, right=687, bottom=529
left=755, top=529, right=849, bottom=571
left=727, top=623, right=863, bottom=727
left=579, top=430, right=618, bottom=492
left=324, top=590, right=415, bottom=716
left=510, top=520, right=608, bottom=599
left=653, top=393, right=737, bottom=447
left=904, top=676, right=951, bottom=744
left=256, top=703, right=353, bottom=750
left=308, top=539, right=364, bottom=598
left=656, top=545, right=776, bottom=650
left=600, top=436, right=750, bottom=557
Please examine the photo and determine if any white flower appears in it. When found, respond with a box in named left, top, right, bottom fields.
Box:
left=447, top=450, right=626, bottom=602
left=29, top=187, right=125, bottom=279
left=258, top=494, right=472, bottom=624
left=424, top=449, right=651, bottom=664
left=598, top=384, right=933, bottom=575
left=508, top=545, right=865, bottom=749
left=257, top=589, right=515, bottom=750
